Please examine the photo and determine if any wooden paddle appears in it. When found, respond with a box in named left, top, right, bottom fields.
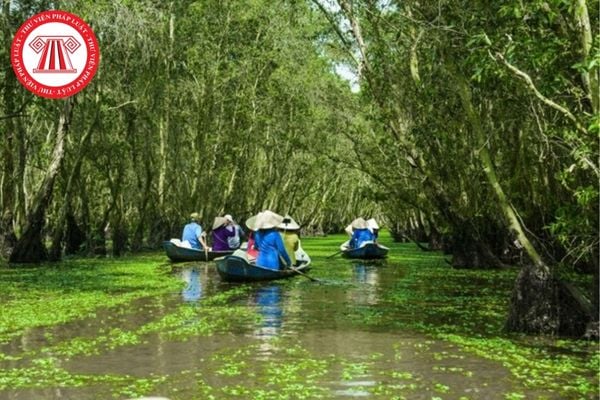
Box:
left=289, top=265, right=320, bottom=282
left=199, top=233, right=208, bottom=261
left=279, top=254, right=319, bottom=282
left=328, top=240, right=349, bottom=258
left=326, top=249, right=344, bottom=259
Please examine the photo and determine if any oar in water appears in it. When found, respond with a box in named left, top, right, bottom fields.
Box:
left=326, top=249, right=344, bottom=259
left=289, top=265, right=320, bottom=282
left=280, top=254, right=319, bottom=282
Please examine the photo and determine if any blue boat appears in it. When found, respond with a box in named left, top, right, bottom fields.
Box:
left=163, top=240, right=234, bottom=262
left=341, top=241, right=389, bottom=259
left=215, top=249, right=312, bottom=282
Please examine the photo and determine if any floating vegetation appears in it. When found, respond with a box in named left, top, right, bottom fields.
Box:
left=0, top=234, right=596, bottom=399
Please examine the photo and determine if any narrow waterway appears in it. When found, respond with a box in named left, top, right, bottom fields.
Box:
left=0, top=240, right=596, bottom=399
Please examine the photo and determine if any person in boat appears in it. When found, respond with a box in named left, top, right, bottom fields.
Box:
left=278, top=215, right=301, bottom=266
left=254, top=210, right=291, bottom=270
left=211, top=216, right=237, bottom=251
left=181, top=212, right=208, bottom=250
left=246, top=230, right=258, bottom=261
left=349, top=217, right=375, bottom=249
left=224, top=214, right=244, bottom=249
left=246, top=213, right=262, bottom=262
left=232, top=213, right=259, bottom=261
left=367, top=218, right=380, bottom=241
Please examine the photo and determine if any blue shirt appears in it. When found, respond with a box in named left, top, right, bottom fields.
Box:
left=350, top=228, right=375, bottom=249
left=182, top=222, right=203, bottom=249
left=254, top=229, right=291, bottom=270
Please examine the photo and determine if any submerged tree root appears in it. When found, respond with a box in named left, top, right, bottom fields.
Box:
left=505, top=265, right=594, bottom=337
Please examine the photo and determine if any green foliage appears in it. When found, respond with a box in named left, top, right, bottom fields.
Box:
left=0, top=0, right=376, bottom=262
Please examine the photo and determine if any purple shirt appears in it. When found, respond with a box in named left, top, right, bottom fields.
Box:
left=212, top=225, right=236, bottom=251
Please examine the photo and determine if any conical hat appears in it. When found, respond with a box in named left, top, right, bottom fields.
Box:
left=277, top=215, right=300, bottom=230
left=351, top=217, right=368, bottom=229
left=212, top=216, right=228, bottom=230
left=246, top=213, right=262, bottom=231
left=255, top=210, right=284, bottom=230
left=367, top=218, right=379, bottom=230
left=344, top=224, right=353, bottom=235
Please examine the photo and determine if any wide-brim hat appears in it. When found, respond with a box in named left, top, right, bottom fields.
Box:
left=277, top=215, right=300, bottom=230
left=246, top=213, right=261, bottom=231
left=367, top=218, right=379, bottom=230
left=255, top=210, right=284, bottom=230
left=212, top=216, right=228, bottom=230
left=351, top=217, right=368, bottom=230
left=190, top=212, right=200, bottom=222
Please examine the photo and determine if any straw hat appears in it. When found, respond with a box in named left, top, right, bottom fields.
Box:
left=367, top=218, right=379, bottom=230
left=350, top=217, right=368, bottom=229
left=190, top=212, right=200, bottom=222
left=212, top=216, right=228, bottom=230
left=277, top=215, right=300, bottom=230
left=255, top=210, right=284, bottom=230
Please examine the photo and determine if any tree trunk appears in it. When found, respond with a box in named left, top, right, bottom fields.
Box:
left=64, top=211, right=86, bottom=255
left=427, top=221, right=444, bottom=251
left=158, top=6, right=175, bottom=208
left=453, top=70, right=594, bottom=334
left=449, top=222, right=507, bottom=269
left=574, top=0, right=599, bottom=113
left=48, top=97, right=98, bottom=260
left=9, top=99, right=74, bottom=263
left=1, top=0, right=18, bottom=258
left=111, top=216, right=128, bottom=257
left=505, top=268, right=592, bottom=336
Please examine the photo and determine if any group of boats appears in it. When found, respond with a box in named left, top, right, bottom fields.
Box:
left=163, top=238, right=389, bottom=282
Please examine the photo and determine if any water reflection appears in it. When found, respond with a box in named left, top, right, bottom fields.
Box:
left=181, top=268, right=203, bottom=302
left=350, top=263, right=380, bottom=305
left=254, top=285, right=283, bottom=338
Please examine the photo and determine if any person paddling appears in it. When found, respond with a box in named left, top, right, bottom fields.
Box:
left=181, top=213, right=208, bottom=250
left=254, top=210, right=291, bottom=270
left=349, top=217, right=375, bottom=249
left=278, top=215, right=301, bottom=266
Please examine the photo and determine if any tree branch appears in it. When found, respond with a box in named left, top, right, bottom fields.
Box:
left=494, top=52, right=588, bottom=136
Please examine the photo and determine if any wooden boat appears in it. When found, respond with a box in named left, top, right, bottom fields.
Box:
left=340, top=240, right=389, bottom=259
left=215, top=249, right=312, bottom=282
left=163, top=240, right=234, bottom=262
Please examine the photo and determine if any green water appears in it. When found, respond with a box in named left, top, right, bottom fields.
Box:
left=0, top=233, right=597, bottom=399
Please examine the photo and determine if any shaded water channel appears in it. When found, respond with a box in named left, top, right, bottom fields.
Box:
left=0, top=242, right=596, bottom=399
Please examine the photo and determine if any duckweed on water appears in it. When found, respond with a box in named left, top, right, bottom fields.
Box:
left=0, top=233, right=597, bottom=399
left=0, top=255, right=181, bottom=344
